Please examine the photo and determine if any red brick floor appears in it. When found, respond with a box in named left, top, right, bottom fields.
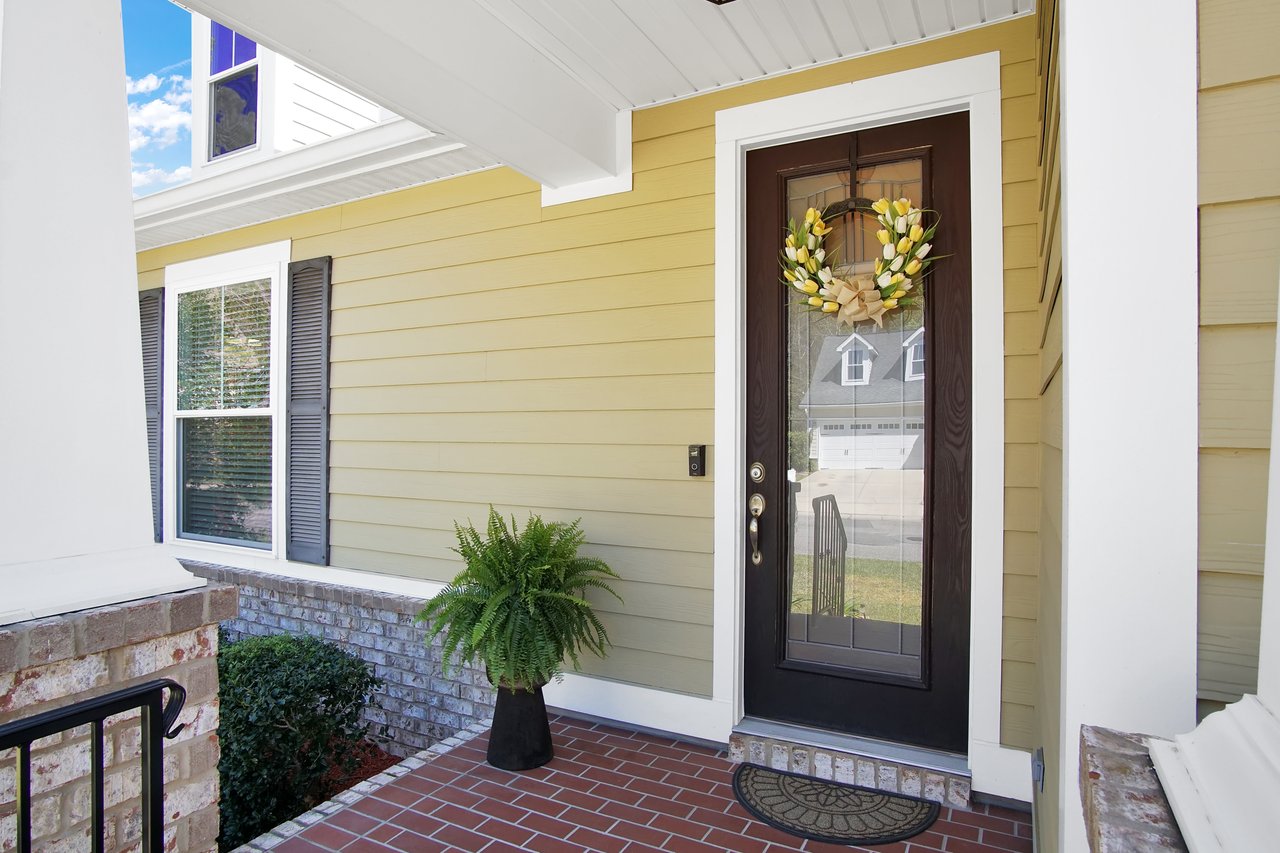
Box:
left=275, top=716, right=1033, bottom=853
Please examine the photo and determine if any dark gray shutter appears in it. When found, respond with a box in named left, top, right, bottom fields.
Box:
left=139, top=288, right=164, bottom=542
left=286, top=257, right=332, bottom=564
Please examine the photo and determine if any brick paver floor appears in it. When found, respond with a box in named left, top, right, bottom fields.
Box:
left=271, top=716, right=1033, bottom=853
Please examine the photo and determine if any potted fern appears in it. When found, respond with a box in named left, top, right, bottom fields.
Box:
left=418, top=507, right=621, bottom=770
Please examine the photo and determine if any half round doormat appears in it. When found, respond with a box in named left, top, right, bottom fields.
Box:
left=732, top=763, right=940, bottom=847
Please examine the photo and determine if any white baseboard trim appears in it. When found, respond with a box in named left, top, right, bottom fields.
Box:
left=970, top=739, right=1032, bottom=802
left=542, top=673, right=733, bottom=745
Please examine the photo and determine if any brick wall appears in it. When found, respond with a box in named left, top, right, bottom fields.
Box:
left=0, top=584, right=237, bottom=853
left=182, top=563, right=494, bottom=756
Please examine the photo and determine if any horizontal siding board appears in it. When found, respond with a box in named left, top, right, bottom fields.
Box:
left=331, top=266, right=712, bottom=335
left=573, top=646, right=711, bottom=697
left=1199, top=199, right=1280, bottom=326
left=1199, top=0, right=1280, bottom=90
left=1198, top=570, right=1263, bottom=701
left=330, top=441, right=711, bottom=482
left=330, top=338, right=714, bottom=387
left=330, top=409, right=711, bottom=445
left=1199, top=448, right=1267, bottom=575
left=1199, top=323, right=1275, bottom=449
left=330, top=302, right=714, bottom=362
left=330, top=467, right=712, bottom=518
left=1199, top=78, right=1280, bottom=205
left=330, top=229, right=712, bottom=297
left=1000, top=701, right=1036, bottom=750
left=332, top=374, right=712, bottom=415
left=328, top=494, right=714, bottom=558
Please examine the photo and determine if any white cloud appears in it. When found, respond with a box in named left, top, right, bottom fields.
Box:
left=128, top=75, right=191, bottom=152
left=131, top=163, right=192, bottom=189
left=126, top=73, right=162, bottom=95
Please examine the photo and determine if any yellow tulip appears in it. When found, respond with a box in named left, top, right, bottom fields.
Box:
left=802, top=281, right=819, bottom=294
left=796, top=246, right=809, bottom=264
left=874, top=259, right=885, bottom=275
left=883, top=297, right=899, bottom=309
left=892, top=289, right=906, bottom=299
left=807, top=296, right=823, bottom=307
left=813, top=223, right=832, bottom=236
left=813, top=216, right=825, bottom=229
left=876, top=229, right=891, bottom=245
left=783, top=269, right=796, bottom=281
left=891, top=273, right=905, bottom=286
left=805, top=208, right=818, bottom=224
left=893, top=199, right=911, bottom=217
left=786, top=234, right=796, bottom=247
left=821, top=301, right=839, bottom=313
left=905, top=259, right=922, bottom=276
left=896, top=236, right=912, bottom=254
left=871, top=198, right=891, bottom=215
left=910, top=224, right=924, bottom=242
left=806, top=258, right=818, bottom=273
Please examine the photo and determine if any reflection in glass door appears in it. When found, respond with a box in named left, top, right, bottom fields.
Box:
left=783, top=160, right=928, bottom=683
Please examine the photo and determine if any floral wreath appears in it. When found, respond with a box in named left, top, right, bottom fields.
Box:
left=780, top=198, right=940, bottom=327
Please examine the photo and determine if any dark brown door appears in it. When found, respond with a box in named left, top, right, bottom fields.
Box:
left=743, top=113, right=971, bottom=753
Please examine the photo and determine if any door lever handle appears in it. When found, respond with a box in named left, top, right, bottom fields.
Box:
left=748, top=493, right=765, bottom=565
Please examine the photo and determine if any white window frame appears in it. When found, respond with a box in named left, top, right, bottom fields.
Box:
left=841, top=348, right=871, bottom=385
left=207, top=24, right=262, bottom=163
left=904, top=326, right=926, bottom=382
left=163, top=241, right=291, bottom=558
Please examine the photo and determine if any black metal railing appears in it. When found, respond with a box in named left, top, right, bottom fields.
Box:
left=0, top=679, right=187, bottom=853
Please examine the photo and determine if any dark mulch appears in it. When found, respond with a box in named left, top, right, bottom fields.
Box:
left=318, top=738, right=402, bottom=800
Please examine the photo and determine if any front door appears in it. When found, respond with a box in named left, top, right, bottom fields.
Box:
left=743, top=113, right=971, bottom=753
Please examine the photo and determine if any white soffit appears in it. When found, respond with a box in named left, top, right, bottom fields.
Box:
left=133, top=120, right=498, bottom=251
left=183, top=0, right=1030, bottom=190
left=476, top=0, right=1033, bottom=110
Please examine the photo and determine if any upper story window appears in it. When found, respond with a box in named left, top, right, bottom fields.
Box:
left=842, top=347, right=871, bottom=386
left=904, top=328, right=926, bottom=381
left=209, top=23, right=258, bottom=160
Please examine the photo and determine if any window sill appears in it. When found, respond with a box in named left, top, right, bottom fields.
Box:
left=159, top=541, right=446, bottom=602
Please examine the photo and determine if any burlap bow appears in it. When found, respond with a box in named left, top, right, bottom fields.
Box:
left=826, top=277, right=887, bottom=328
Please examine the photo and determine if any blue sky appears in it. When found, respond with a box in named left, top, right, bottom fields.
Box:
left=123, top=0, right=193, bottom=197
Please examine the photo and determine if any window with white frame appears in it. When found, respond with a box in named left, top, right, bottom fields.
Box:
left=208, top=22, right=259, bottom=159
left=904, top=329, right=926, bottom=381
left=842, top=346, right=871, bottom=385
left=165, top=243, right=287, bottom=551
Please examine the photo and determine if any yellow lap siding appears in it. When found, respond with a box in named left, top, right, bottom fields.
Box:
left=1194, top=0, right=1280, bottom=702
left=138, top=17, right=1041, bottom=708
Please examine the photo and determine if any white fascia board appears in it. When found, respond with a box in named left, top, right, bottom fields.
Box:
left=182, top=0, right=625, bottom=191
left=133, top=119, right=492, bottom=250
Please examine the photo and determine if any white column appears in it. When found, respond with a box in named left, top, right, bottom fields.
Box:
left=0, top=0, right=198, bottom=622
left=1058, top=1, right=1199, bottom=850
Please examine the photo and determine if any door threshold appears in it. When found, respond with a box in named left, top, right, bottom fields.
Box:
left=734, top=716, right=969, bottom=777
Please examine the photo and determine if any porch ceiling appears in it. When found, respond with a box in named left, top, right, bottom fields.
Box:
left=182, top=0, right=1032, bottom=192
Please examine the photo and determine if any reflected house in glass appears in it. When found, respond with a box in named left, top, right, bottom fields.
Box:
left=798, top=326, right=927, bottom=472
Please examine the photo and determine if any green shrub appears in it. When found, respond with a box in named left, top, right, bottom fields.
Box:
left=217, top=634, right=382, bottom=850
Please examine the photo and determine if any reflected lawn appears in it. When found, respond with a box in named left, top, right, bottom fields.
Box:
left=789, top=556, right=923, bottom=625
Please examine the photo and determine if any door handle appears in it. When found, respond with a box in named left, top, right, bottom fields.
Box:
left=748, top=493, right=765, bottom=565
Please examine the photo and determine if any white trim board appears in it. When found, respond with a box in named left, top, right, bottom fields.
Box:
left=712, top=52, right=1029, bottom=802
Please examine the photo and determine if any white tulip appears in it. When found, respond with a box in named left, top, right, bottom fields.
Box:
left=795, top=266, right=808, bottom=280
left=818, top=288, right=830, bottom=297
left=916, top=243, right=931, bottom=259
left=890, top=255, right=904, bottom=272
left=818, top=268, right=833, bottom=283
left=877, top=272, right=892, bottom=288
left=901, top=279, right=913, bottom=291
left=882, top=244, right=895, bottom=260
left=807, top=235, right=817, bottom=250
left=895, top=216, right=908, bottom=233
left=815, top=249, right=826, bottom=262
left=786, top=247, right=797, bottom=261
left=908, top=210, right=922, bottom=227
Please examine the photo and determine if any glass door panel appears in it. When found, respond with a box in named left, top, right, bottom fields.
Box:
left=783, top=159, right=927, bottom=683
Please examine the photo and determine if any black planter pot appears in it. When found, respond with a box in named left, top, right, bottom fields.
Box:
left=487, top=684, right=554, bottom=771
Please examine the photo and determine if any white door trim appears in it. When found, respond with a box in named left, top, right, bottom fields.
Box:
left=711, top=51, right=1030, bottom=801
